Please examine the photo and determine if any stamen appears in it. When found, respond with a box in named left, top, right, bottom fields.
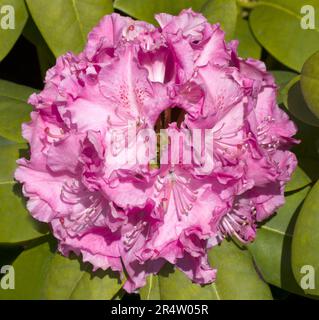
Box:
left=123, top=221, right=148, bottom=248
left=218, top=201, right=255, bottom=244
left=61, top=180, right=105, bottom=234
left=155, top=170, right=197, bottom=220
left=45, top=127, right=65, bottom=139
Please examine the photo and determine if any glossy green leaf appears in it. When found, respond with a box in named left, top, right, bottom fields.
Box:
left=0, top=239, right=123, bottom=299
left=141, top=241, right=272, bottom=300
left=0, top=0, right=28, bottom=61
left=0, top=139, right=47, bottom=244
left=301, top=51, right=319, bottom=119
left=0, top=184, right=48, bottom=244
left=234, top=16, right=261, bottom=59
left=0, top=240, right=54, bottom=299
left=140, top=274, right=161, bottom=300
left=283, top=76, right=319, bottom=127
left=26, top=0, right=113, bottom=57
left=271, top=71, right=298, bottom=105
left=157, top=265, right=218, bottom=300
left=208, top=240, right=272, bottom=299
left=201, top=0, right=237, bottom=40
left=249, top=185, right=310, bottom=294
left=250, top=0, right=319, bottom=72
left=0, top=138, right=26, bottom=182
left=292, top=180, right=319, bottom=296
left=114, top=0, right=207, bottom=24
left=141, top=266, right=219, bottom=300
left=43, top=253, right=123, bottom=300
left=0, top=80, right=34, bottom=143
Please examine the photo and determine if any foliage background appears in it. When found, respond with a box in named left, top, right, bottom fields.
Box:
left=0, top=0, right=319, bottom=300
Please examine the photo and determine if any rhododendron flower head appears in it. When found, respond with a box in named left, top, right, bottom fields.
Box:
left=15, top=9, right=298, bottom=292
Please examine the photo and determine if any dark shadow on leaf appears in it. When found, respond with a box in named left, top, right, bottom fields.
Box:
left=280, top=200, right=306, bottom=296
left=0, top=245, right=23, bottom=266
left=298, top=157, right=319, bottom=182
left=0, top=245, right=24, bottom=280
left=286, top=81, right=319, bottom=127
left=23, top=234, right=56, bottom=251
left=67, top=254, right=123, bottom=285
left=158, top=263, right=175, bottom=278
left=158, top=262, right=210, bottom=289
left=285, top=184, right=313, bottom=197
left=89, top=268, right=122, bottom=284
left=292, top=117, right=319, bottom=161
left=18, top=145, right=30, bottom=160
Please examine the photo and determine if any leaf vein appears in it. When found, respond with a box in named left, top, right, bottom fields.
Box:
left=261, top=225, right=292, bottom=238
left=71, top=0, right=86, bottom=44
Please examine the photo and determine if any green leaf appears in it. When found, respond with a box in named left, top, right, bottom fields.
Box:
left=0, top=239, right=123, bottom=300
left=154, top=265, right=218, bottom=300
left=292, top=180, right=319, bottom=296
left=141, top=241, right=272, bottom=300
left=234, top=16, right=261, bottom=59
left=249, top=0, right=319, bottom=72
left=25, top=0, right=113, bottom=57
left=248, top=185, right=311, bottom=294
left=140, top=274, right=161, bottom=300
left=114, top=0, right=207, bottom=24
left=0, top=184, right=48, bottom=244
left=0, top=139, right=47, bottom=244
left=283, top=76, right=319, bottom=127
left=0, top=240, right=54, bottom=299
left=271, top=71, right=298, bottom=105
left=201, top=0, right=237, bottom=40
left=0, top=138, right=26, bottom=182
left=0, top=0, right=28, bottom=61
left=43, top=253, right=123, bottom=300
left=301, top=51, right=319, bottom=119
left=0, top=80, right=34, bottom=143
left=208, top=240, right=272, bottom=299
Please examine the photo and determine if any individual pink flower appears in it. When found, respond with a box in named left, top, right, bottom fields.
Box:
left=15, top=9, right=298, bottom=293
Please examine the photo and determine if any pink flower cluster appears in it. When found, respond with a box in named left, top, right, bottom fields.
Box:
left=15, top=10, right=298, bottom=292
